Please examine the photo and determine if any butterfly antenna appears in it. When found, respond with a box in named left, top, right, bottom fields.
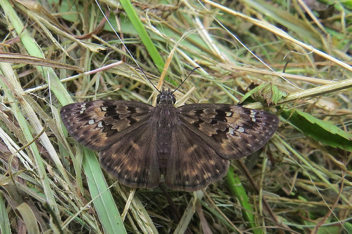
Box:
left=94, top=0, right=160, bottom=93
left=172, top=67, right=200, bottom=93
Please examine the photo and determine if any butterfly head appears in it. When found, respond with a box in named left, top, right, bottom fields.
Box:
left=157, top=88, right=176, bottom=104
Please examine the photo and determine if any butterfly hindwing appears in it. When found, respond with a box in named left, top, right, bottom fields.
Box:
left=60, top=100, right=153, bottom=151
left=178, top=104, right=279, bottom=159
left=99, top=123, right=160, bottom=189
left=165, top=124, right=230, bottom=191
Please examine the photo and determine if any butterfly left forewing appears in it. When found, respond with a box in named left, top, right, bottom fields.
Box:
left=178, top=104, right=279, bottom=159
left=61, top=100, right=153, bottom=151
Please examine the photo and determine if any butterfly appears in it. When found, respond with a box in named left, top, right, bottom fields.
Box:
left=60, top=88, right=279, bottom=191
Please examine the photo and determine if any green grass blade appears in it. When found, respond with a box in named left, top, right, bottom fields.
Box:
left=226, top=165, right=262, bottom=234
left=82, top=148, right=127, bottom=234
left=0, top=194, right=11, bottom=234
left=281, top=109, right=352, bottom=150
left=119, top=0, right=168, bottom=81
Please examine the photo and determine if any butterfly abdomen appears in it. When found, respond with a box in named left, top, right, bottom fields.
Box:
left=154, top=103, right=180, bottom=174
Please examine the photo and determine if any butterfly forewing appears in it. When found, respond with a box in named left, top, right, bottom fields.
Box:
left=60, top=100, right=153, bottom=151
left=178, top=104, right=279, bottom=160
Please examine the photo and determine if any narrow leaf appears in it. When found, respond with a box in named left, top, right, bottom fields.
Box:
left=281, top=109, right=352, bottom=150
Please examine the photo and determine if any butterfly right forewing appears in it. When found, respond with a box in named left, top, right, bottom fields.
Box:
left=178, top=104, right=279, bottom=160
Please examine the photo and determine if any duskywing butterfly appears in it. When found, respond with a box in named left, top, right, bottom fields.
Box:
left=60, top=88, right=278, bottom=191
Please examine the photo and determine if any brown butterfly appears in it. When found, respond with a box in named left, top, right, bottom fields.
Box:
left=60, top=89, right=279, bottom=191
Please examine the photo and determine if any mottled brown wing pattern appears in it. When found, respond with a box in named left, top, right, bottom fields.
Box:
left=60, top=100, right=153, bottom=151
left=99, top=123, right=160, bottom=189
left=177, top=104, right=279, bottom=159
left=165, top=124, right=230, bottom=191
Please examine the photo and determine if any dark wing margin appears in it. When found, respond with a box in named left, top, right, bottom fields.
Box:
left=99, top=123, right=160, bottom=189
left=60, top=100, right=153, bottom=151
left=178, top=104, right=279, bottom=160
left=165, top=124, right=230, bottom=191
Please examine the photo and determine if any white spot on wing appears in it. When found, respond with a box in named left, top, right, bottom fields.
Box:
left=79, top=103, right=86, bottom=114
left=97, top=121, right=103, bottom=128
left=249, top=110, right=257, bottom=122
left=228, top=127, right=235, bottom=135
left=88, top=119, right=95, bottom=125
